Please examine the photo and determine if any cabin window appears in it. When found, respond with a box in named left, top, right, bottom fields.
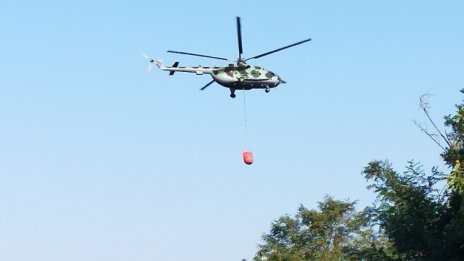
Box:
left=265, top=72, right=275, bottom=78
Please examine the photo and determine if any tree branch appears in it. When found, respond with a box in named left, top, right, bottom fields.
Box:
left=416, top=94, right=452, bottom=150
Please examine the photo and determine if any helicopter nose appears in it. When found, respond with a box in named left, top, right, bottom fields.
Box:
left=277, top=75, right=286, bottom=85
left=276, top=75, right=282, bottom=85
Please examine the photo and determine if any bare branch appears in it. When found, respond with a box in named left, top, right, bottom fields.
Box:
left=418, top=94, right=452, bottom=148
left=413, top=120, right=447, bottom=151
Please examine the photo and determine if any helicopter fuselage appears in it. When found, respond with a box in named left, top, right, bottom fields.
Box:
left=211, top=64, right=281, bottom=90
left=155, top=60, right=281, bottom=97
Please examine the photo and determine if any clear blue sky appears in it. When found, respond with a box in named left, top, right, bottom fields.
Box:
left=0, top=1, right=463, bottom=260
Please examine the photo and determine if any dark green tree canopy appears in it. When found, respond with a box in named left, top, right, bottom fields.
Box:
left=363, top=161, right=450, bottom=260
left=361, top=90, right=464, bottom=260
left=254, top=196, right=392, bottom=261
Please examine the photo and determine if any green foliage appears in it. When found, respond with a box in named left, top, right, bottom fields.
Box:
left=360, top=90, right=464, bottom=260
left=443, top=89, right=464, bottom=193
left=441, top=89, right=464, bottom=257
left=363, top=161, right=449, bottom=260
left=254, top=197, right=392, bottom=261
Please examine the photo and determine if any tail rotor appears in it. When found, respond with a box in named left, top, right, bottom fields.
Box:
left=142, top=53, right=155, bottom=72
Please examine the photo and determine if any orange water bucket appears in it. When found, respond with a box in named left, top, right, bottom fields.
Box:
left=242, top=150, right=253, bottom=165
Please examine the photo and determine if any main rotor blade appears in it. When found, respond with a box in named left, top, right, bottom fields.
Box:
left=167, top=50, right=229, bottom=61
left=200, top=80, right=215, bottom=91
left=236, top=16, right=243, bottom=61
left=245, top=38, right=312, bottom=61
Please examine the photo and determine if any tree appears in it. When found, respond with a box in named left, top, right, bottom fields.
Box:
left=362, top=161, right=448, bottom=260
left=441, top=90, right=464, bottom=257
left=415, top=90, right=464, bottom=193
left=254, top=196, right=393, bottom=261
left=362, top=90, right=464, bottom=260
left=443, top=90, right=464, bottom=193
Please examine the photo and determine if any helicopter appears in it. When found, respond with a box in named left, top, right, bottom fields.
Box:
left=144, top=17, right=311, bottom=98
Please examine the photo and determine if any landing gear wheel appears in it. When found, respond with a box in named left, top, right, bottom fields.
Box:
left=265, top=88, right=270, bottom=93
left=230, top=89, right=236, bottom=98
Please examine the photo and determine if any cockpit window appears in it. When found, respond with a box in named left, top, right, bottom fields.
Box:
left=251, top=70, right=261, bottom=77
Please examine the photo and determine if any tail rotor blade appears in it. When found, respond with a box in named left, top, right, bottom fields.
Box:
left=200, top=80, right=215, bottom=91
left=146, top=63, right=153, bottom=73
left=142, top=53, right=155, bottom=72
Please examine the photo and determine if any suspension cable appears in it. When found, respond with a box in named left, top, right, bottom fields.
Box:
left=242, top=88, right=249, bottom=145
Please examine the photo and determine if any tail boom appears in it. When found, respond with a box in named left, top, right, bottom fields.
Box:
left=155, top=60, right=215, bottom=75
